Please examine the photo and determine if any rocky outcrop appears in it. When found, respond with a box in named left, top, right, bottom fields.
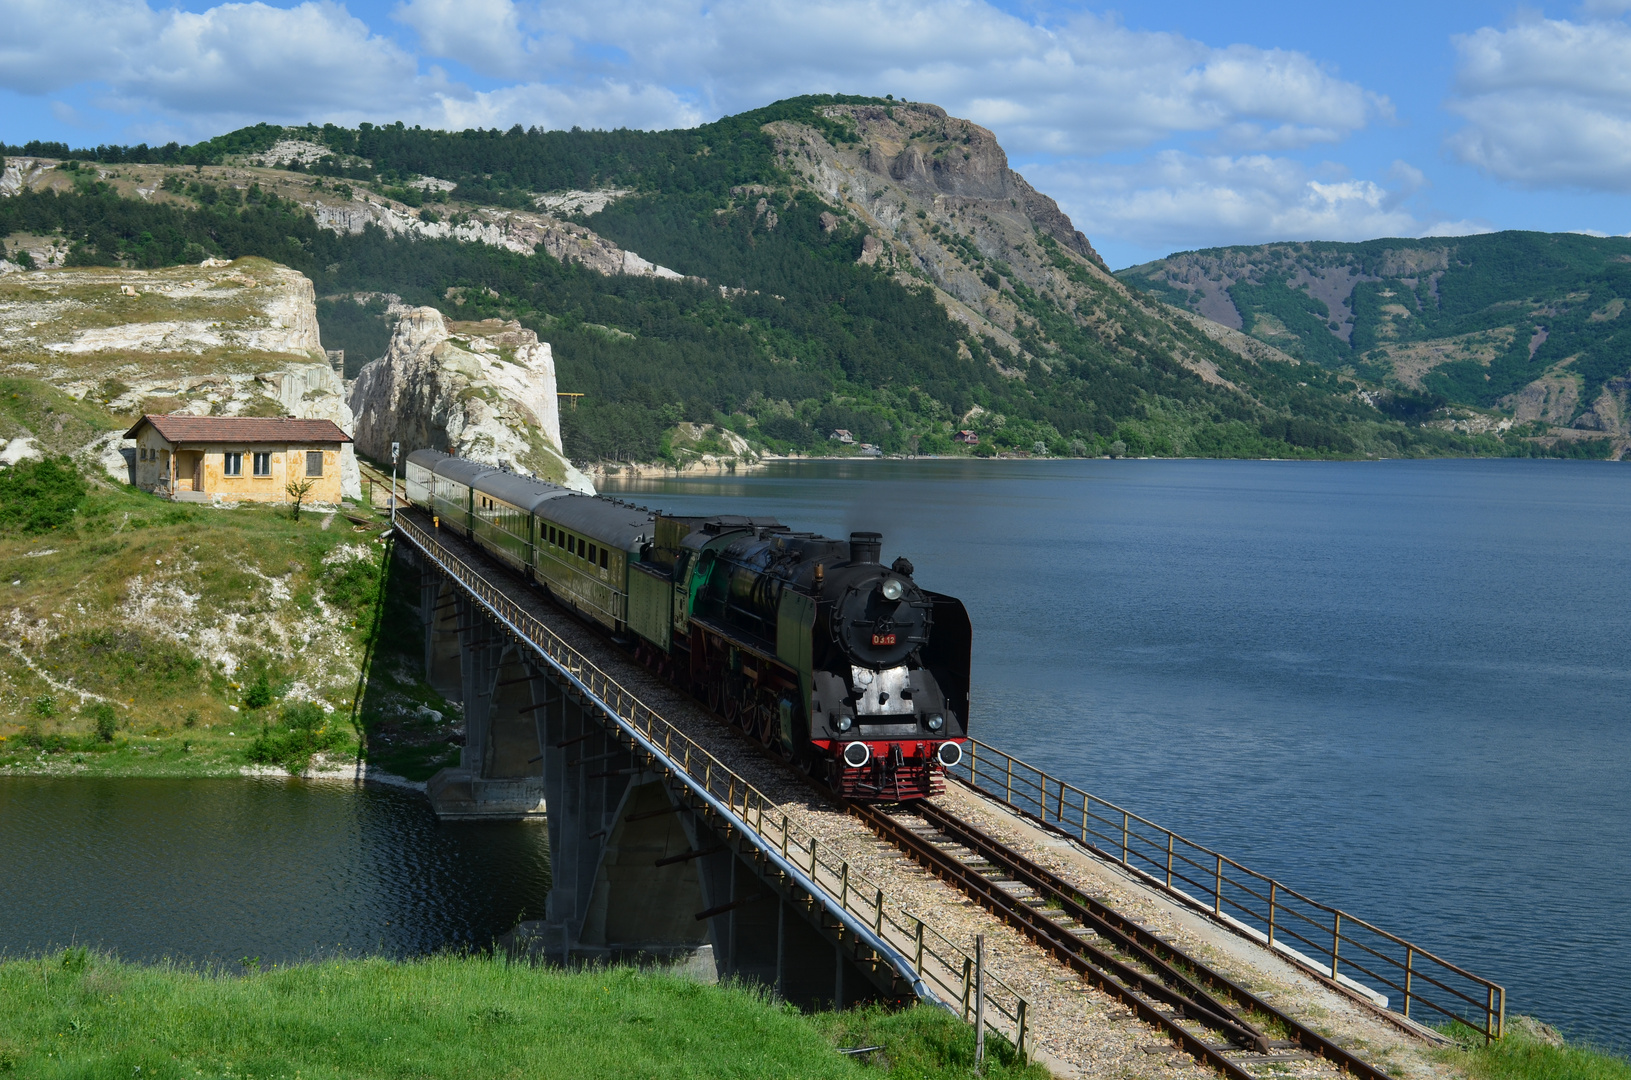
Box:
left=0, top=258, right=361, bottom=497
left=308, top=199, right=684, bottom=279
left=765, top=103, right=1126, bottom=364
left=348, top=309, right=592, bottom=493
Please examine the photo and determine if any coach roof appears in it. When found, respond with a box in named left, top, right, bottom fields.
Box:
left=406, top=448, right=452, bottom=471
left=473, top=469, right=574, bottom=513
left=432, top=457, right=499, bottom=488
left=537, top=494, right=655, bottom=551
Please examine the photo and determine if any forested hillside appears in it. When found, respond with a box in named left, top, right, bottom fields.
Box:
left=3, top=97, right=1607, bottom=462
left=1119, top=233, right=1631, bottom=449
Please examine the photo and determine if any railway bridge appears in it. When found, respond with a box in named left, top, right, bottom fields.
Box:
left=381, top=499, right=1507, bottom=1077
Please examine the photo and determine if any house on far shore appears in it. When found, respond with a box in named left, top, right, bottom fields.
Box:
left=124, top=414, right=352, bottom=505
left=954, top=429, right=980, bottom=445
left=829, top=428, right=855, bottom=444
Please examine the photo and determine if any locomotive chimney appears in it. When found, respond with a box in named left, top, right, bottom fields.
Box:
left=849, top=531, right=883, bottom=565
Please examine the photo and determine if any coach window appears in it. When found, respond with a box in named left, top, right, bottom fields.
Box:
left=599, top=548, right=608, bottom=570
left=578, top=538, right=586, bottom=559
left=588, top=543, right=597, bottom=564
left=223, top=452, right=243, bottom=477
left=306, top=451, right=324, bottom=477
left=252, top=452, right=271, bottom=476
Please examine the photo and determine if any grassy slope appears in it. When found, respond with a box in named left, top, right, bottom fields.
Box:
left=0, top=953, right=1042, bottom=1080
left=0, top=459, right=457, bottom=781
left=1448, top=1024, right=1631, bottom=1080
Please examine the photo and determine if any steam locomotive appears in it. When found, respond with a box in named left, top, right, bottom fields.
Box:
left=405, top=449, right=970, bottom=801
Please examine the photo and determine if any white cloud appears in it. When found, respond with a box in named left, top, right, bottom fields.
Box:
left=1030, top=152, right=1426, bottom=255
left=1448, top=14, right=1631, bottom=190
left=397, top=0, right=1388, bottom=155
left=0, top=0, right=430, bottom=130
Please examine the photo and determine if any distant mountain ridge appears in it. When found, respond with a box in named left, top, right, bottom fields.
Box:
left=1118, top=233, right=1631, bottom=444
left=4, top=97, right=1618, bottom=461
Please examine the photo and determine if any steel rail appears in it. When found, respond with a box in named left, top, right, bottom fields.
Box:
left=906, top=800, right=1401, bottom=1080
left=952, top=741, right=1505, bottom=1041
left=851, top=803, right=1265, bottom=1080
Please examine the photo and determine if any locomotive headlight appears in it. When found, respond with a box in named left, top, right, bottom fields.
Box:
left=881, top=578, right=904, bottom=601
left=926, top=714, right=944, bottom=732
left=836, top=715, right=853, bottom=732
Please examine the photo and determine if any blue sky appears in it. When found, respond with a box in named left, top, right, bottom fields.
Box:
left=5, top=0, right=1631, bottom=268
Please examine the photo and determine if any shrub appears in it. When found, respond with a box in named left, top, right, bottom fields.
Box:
left=243, top=673, right=275, bottom=709
left=247, top=701, right=349, bottom=774
left=85, top=702, right=118, bottom=742
left=30, top=694, right=56, bottom=719
left=0, top=456, right=86, bottom=533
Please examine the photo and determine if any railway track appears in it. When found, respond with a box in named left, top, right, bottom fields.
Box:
left=853, top=800, right=1397, bottom=1080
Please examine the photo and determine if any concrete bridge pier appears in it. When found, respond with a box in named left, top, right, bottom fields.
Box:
left=423, top=571, right=548, bottom=819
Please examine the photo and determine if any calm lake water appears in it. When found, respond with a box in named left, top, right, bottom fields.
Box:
left=0, top=778, right=550, bottom=966
left=2, top=459, right=1625, bottom=1048
left=601, top=458, right=1631, bottom=1049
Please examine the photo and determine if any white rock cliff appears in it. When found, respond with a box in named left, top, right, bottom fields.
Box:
left=348, top=309, right=592, bottom=493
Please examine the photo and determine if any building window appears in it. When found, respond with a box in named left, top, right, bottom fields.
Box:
left=252, top=452, right=271, bottom=476
left=306, top=451, right=324, bottom=477
left=588, top=543, right=597, bottom=564
left=223, top=452, right=243, bottom=476
left=600, top=548, right=608, bottom=570
left=577, top=538, right=586, bottom=559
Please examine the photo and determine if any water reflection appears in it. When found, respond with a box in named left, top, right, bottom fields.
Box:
left=0, top=777, right=550, bottom=965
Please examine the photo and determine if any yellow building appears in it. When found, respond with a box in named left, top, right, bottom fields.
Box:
left=124, top=415, right=352, bottom=505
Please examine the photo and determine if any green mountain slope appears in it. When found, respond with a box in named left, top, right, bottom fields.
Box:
left=3, top=98, right=1598, bottom=461
left=1118, top=233, right=1631, bottom=449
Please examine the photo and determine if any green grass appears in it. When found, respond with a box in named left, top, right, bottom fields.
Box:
left=0, top=481, right=443, bottom=780
left=0, top=952, right=1047, bottom=1080
left=1445, top=1021, right=1631, bottom=1080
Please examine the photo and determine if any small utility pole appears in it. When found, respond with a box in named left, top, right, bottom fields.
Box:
left=974, top=933, right=986, bottom=1069
left=389, top=441, right=400, bottom=525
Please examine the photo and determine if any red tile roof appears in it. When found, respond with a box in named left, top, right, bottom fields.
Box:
left=124, top=414, right=352, bottom=444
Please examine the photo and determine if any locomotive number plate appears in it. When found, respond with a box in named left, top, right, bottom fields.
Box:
left=871, top=633, right=897, bottom=646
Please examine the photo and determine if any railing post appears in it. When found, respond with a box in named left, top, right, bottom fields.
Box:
left=780, top=814, right=789, bottom=859
left=809, top=836, right=818, bottom=877
left=874, top=888, right=884, bottom=934
left=1331, top=912, right=1342, bottom=980
left=974, top=934, right=986, bottom=1066
left=1055, top=782, right=1064, bottom=826
left=1487, top=985, right=1498, bottom=1044
left=960, top=956, right=973, bottom=1020
left=1166, top=833, right=1174, bottom=888
left=840, top=862, right=849, bottom=910
left=1403, top=946, right=1413, bottom=1019
left=1214, top=855, right=1223, bottom=915
left=1017, top=999, right=1028, bottom=1062
left=1268, top=881, right=1277, bottom=946
left=914, top=918, right=925, bottom=972
left=1121, top=811, right=1129, bottom=866
left=1080, top=792, right=1088, bottom=843
left=968, top=741, right=977, bottom=784
left=1004, top=757, right=1013, bottom=803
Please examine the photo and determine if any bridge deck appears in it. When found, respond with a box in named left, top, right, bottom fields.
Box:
left=394, top=512, right=1452, bottom=1079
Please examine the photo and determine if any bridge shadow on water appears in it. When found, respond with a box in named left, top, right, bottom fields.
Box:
left=349, top=536, right=465, bottom=783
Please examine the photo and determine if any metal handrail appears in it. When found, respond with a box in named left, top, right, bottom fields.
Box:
left=393, top=515, right=1029, bottom=1057
left=950, top=739, right=1505, bottom=1043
